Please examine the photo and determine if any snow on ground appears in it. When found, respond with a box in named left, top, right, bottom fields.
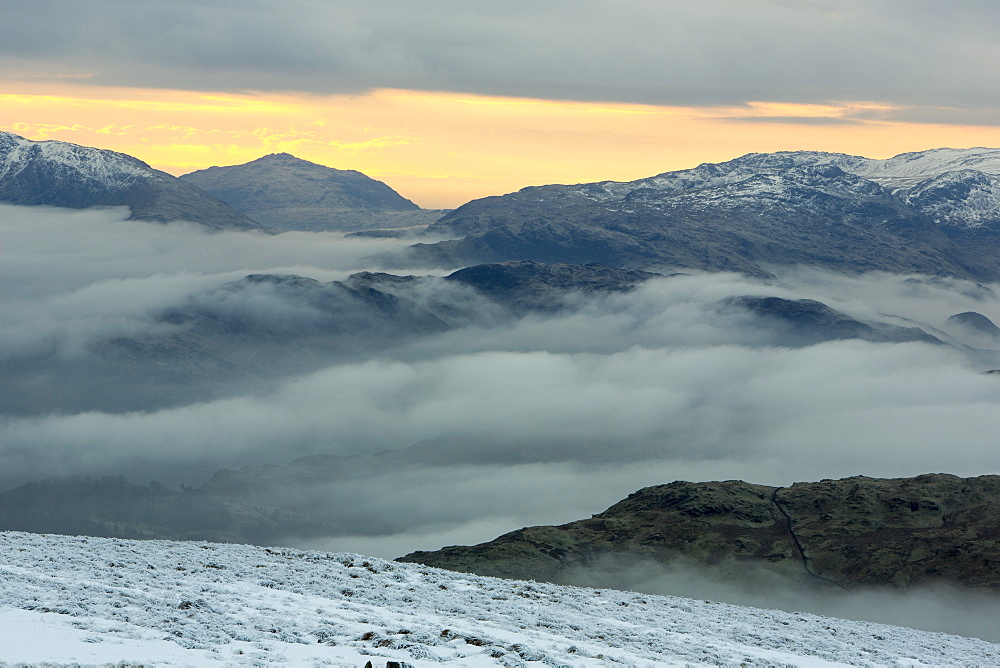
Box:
left=0, top=532, right=997, bottom=667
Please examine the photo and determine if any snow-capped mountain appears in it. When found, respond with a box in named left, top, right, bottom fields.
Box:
left=0, top=131, right=152, bottom=192
left=903, top=168, right=1000, bottom=231
left=579, top=148, right=1000, bottom=236
left=852, top=147, right=1000, bottom=189
left=414, top=148, right=1000, bottom=279
left=566, top=148, right=1000, bottom=204
left=1, top=531, right=997, bottom=666
left=0, top=132, right=263, bottom=231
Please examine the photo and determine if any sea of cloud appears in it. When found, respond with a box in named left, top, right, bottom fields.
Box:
left=4, top=203, right=1000, bottom=501
left=3, top=203, right=1000, bottom=638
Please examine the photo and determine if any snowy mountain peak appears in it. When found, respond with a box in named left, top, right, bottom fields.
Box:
left=845, top=147, right=1000, bottom=193
left=722, top=150, right=871, bottom=173
left=0, top=132, right=264, bottom=230
left=905, top=168, right=1000, bottom=229
left=0, top=131, right=154, bottom=191
left=561, top=147, right=1000, bottom=206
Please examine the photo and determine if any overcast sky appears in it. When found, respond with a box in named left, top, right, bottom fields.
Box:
left=3, top=0, right=999, bottom=116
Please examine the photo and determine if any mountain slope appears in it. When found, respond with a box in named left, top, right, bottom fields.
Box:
left=1, top=531, right=997, bottom=666
left=0, top=132, right=263, bottom=231
left=904, top=169, right=1000, bottom=236
left=181, top=153, right=444, bottom=232
left=411, top=149, right=1000, bottom=279
left=400, top=473, right=1000, bottom=591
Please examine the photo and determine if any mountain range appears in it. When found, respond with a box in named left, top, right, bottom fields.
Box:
left=7, top=132, right=1000, bottom=281
left=408, top=148, right=1000, bottom=280
left=0, top=132, right=439, bottom=233
left=0, top=132, right=264, bottom=231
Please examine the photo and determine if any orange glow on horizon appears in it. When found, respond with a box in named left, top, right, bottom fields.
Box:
left=5, top=81, right=1000, bottom=209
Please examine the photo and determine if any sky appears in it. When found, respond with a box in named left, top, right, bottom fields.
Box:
left=4, top=0, right=1000, bottom=208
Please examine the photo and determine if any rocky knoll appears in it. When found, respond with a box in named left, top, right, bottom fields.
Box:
left=718, top=296, right=944, bottom=346
left=399, top=474, right=1000, bottom=590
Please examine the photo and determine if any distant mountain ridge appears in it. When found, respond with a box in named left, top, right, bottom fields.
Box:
left=0, top=131, right=263, bottom=231
left=181, top=153, right=446, bottom=232
left=411, top=148, right=1000, bottom=280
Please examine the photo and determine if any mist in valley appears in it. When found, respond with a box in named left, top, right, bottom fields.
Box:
left=562, top=556, right=1000, bottom=643
left=3, top=203, right=1000, bottom=639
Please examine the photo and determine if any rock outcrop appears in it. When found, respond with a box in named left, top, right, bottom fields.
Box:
left=399, top=473, right=1000, bottom=590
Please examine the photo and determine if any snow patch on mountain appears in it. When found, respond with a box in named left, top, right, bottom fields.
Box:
left=0, top=131, right=153, bottom=191
left=567, top=147, right=1000, bottom=205
left=857, top=147, right=1000, bottom=190
left=0, top=531, right=998, bottom=666
left=904, top=169, right=1000, bottom=230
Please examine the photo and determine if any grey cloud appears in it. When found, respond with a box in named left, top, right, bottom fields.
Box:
left=4, top=1, right=1000, bottom=113
left=10, top=336, right=993, bottom=488
left=0, top=204, right=423, bottom=359
left=722, top=116, right=862, bottom=125
left=5, top=226, right=1000, bottom=487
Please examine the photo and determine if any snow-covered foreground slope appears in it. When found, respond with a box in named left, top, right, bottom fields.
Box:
left=0, top=533, right=997, bottom=667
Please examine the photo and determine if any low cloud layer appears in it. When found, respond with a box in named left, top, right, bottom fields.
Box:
left=4, top=203, right=1000, bottom=488
left=0, top=204, right=426, bottom=359
left=3, top=203, right=1000, bottom=645
left=565, top=557, right=1000, bottom=642
left=4, top=1, right=1000, bottom=120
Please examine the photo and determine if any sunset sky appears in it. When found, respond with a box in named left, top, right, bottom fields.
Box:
left=4, top=1, right=1000, bottom=208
